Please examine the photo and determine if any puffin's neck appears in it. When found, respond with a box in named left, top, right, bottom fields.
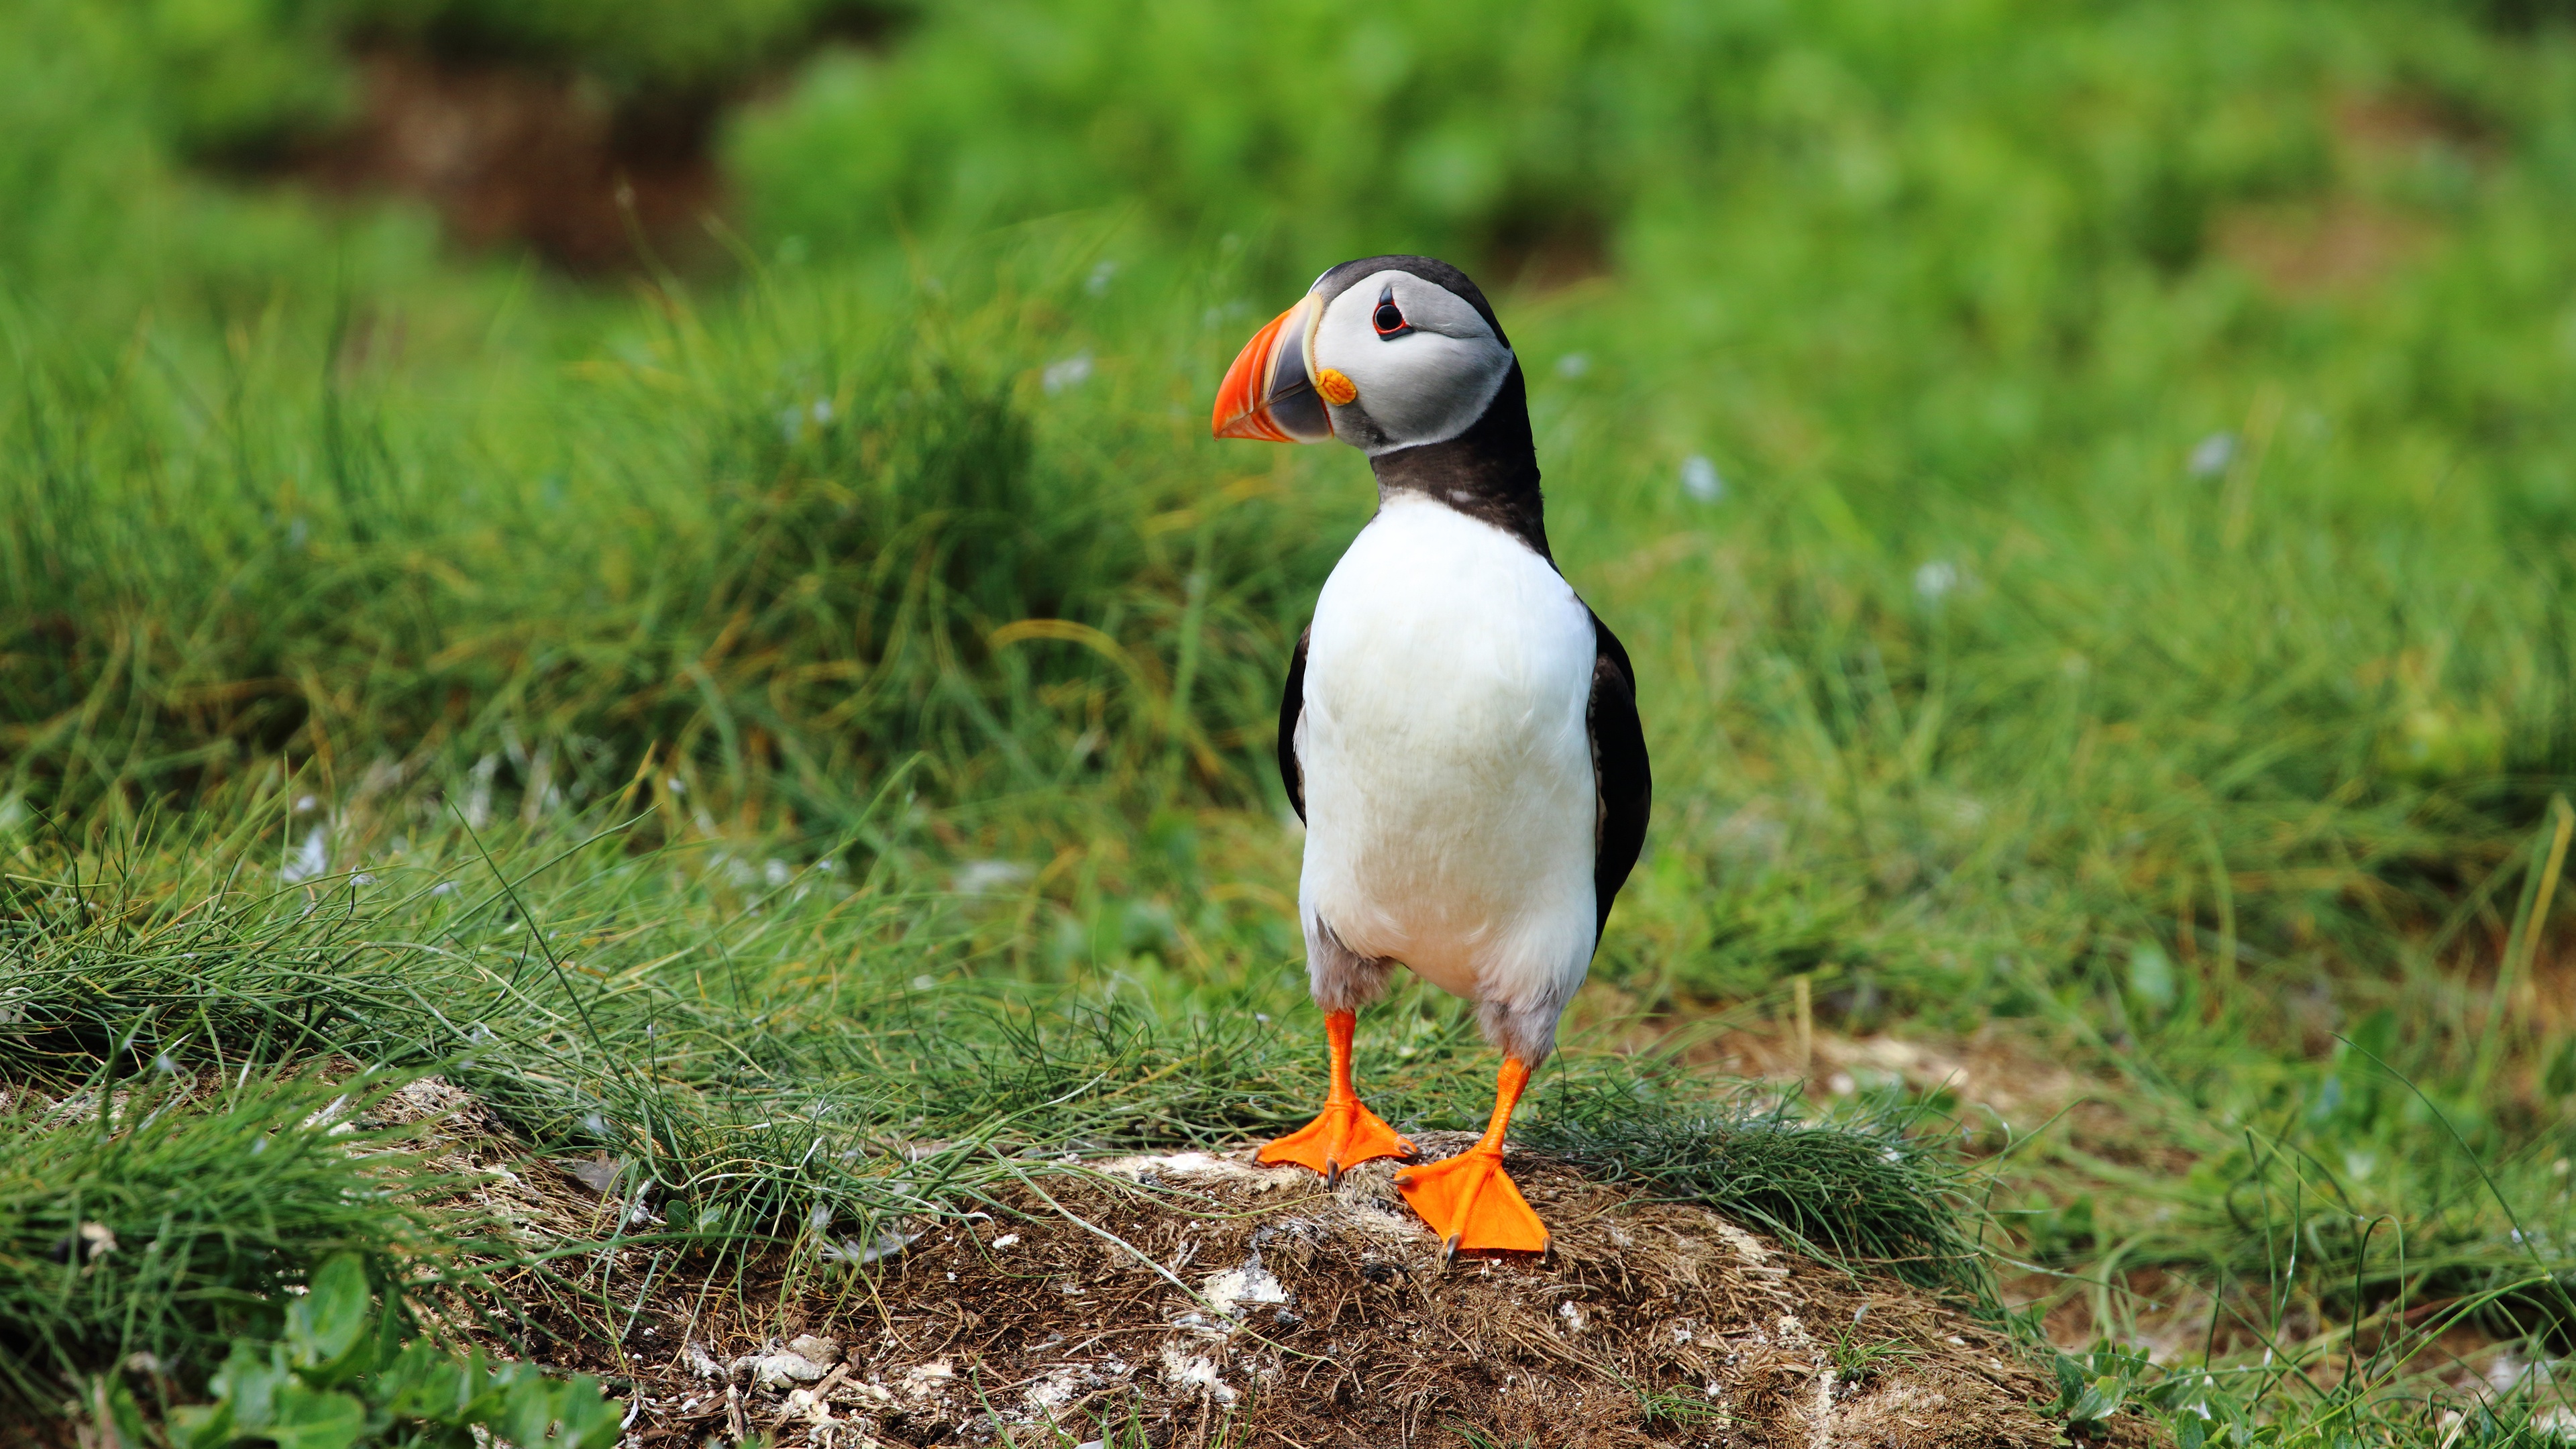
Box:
left=1366, top=364, right=1551, bottom=561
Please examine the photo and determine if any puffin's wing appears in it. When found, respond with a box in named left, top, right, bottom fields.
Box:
left=1279, top=625, right=1311, bottom=822
left=1587, top=610, right=1652, bottom=940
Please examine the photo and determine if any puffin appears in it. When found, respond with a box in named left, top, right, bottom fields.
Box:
left=1210, top=255, right=1652, bottom=1254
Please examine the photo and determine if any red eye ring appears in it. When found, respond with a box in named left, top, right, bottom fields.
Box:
left=1372, top=284, right=1411, bottom=339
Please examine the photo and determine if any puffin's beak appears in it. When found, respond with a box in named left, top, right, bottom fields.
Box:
left=1212, top=294, right=1332, bottom=442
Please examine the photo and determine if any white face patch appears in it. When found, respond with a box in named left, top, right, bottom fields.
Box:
left=1309, top=270, right=1514, bottom=454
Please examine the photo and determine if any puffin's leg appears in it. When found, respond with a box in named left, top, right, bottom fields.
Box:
left=1395, top=1057, right=1548, bottom=1256
left=1256, top=1008, right=1415, bottom=1184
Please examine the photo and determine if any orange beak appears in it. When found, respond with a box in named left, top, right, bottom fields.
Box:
left=1212, top=294, right=1332, bottom=442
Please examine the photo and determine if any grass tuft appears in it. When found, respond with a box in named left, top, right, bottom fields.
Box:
left=1528, top=1077, right=1982, bottom=1294
left=0, top=1066, right=471, bottom=1411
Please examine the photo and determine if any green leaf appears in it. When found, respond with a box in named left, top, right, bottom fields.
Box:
left=2065, top=1374, right=2128, bottom=1424
left=284, top=1253, right=374, bottom=1379
left=501, top=1371, right=567, bottom=1449
left=87, top=1373, right=157, bottom=1449
left=552, top=1376, right=624, bottom=1449
left=266, top=1382, right=367, bottom=1449
left=166, top=1401, right=234, bottom=1449
left=368, top=1282, right=407, bottom=1373
left=372, top=1338, right=466, bottom=1422
left=2050, top=1351, right=2086, bottom=1407
left=211, top=1341, right=290, bottom=1431
left=451, top=1345, right=511, bottom=1426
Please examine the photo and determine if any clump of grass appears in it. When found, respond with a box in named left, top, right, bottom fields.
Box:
left=0, top=1066, right=471, bottom=1414
left=1, top=806, right=1996, bottom=1326
left=0, top=259, right=1331, bottom=831
left=1527, top=1074, right=1983, bottom=1295
left=1827, top=1324, right=1920, bottom=1388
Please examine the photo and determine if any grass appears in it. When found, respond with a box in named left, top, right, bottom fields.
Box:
left=1526, top=1082, right=1980, bottom=1293
left=0, top=1067, right=465, bottom=1410
left=0, top=804, right=1982, bottom=1431
left=0, top=802, right=1974, bottom=1246
left=6, top=0, right=2576, bottom=1442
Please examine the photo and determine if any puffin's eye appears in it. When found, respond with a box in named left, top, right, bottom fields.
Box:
left=1372, top=285, right=1410, bottom=339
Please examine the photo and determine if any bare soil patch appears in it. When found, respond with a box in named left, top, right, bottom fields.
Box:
left=2213, top=198, right=2429, bottom=299
left=309, top=50, right=722, bottom=270
left=509, top=1138, right=2090, bottom=1448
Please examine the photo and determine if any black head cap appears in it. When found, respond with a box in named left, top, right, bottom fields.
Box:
left=1308, top=255, right=1511, bottom=350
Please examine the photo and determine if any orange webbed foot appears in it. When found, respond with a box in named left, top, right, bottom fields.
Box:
left=1256, top=1098, right=1415, bottom=1185
left=1396, top=1146, right=1548, bottom=1256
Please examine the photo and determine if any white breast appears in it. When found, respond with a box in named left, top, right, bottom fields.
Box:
left=1297, top=493, right=1599, bottom=1008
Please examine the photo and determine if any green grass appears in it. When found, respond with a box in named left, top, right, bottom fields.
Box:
left=7, top=0, right=2576, bottom=1442
left=0, top=1065, right=470, bottom=1411
left=0, top=805, right=1982, bottom=1419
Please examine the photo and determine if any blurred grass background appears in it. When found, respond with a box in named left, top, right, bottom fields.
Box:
left=7, top=0, right=2576, bottom=1441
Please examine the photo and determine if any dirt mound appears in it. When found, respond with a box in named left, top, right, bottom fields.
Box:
left=290, top=49, right=722, bottom=271
left=633, top=1138, right=2067, bottom=1448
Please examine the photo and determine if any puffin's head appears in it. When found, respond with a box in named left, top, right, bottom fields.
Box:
left=1211, top=255, right=1515, bottom=455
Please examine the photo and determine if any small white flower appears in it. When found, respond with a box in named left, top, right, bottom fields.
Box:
left=2188, top=431, right=2236, bottom=478
left=1043, top=353, right=1094, bottom=394
left=664, top=776, right=686, bottom=796
left=953, top=859, right=1032, bottom=894
left=1680, top=455, right=1724, bottom=502
left=282, top=828, right=329, bottom=884
left=1554, top=352, right=1591, bottom=378
left=1913, top=559, right=1960, bottom=602
left=293, top=795, right=319, bottom=814
left=911, top=975, right=936, bottom=991
left=763, top=859, right=792, bottom=888
left=430, top=881, right=459, bottom=897
left=1087, top=260, right=1118, bottom=296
